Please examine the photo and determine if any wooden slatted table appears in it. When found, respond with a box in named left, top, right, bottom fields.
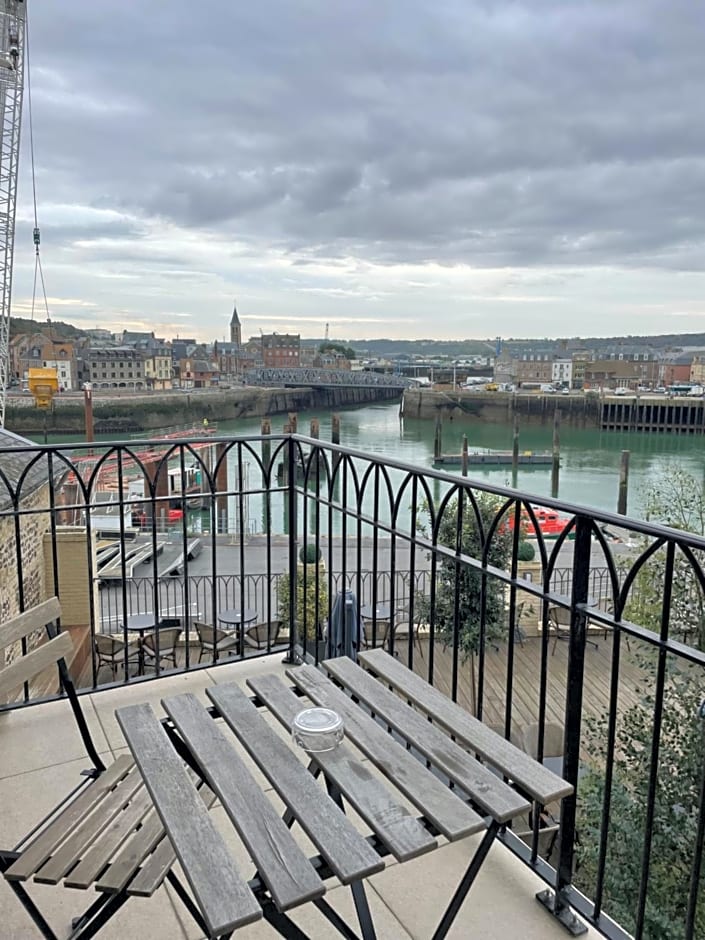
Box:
left=115, top=651, right=573, bottom=940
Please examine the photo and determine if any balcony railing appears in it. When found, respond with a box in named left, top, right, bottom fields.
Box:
left=1, top=431, right=705, bottom=940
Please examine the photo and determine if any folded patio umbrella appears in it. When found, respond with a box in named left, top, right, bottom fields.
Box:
left=327, top=590, right=365, bottom=661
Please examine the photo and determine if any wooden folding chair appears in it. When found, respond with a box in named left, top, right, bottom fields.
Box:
left=0, top=597, right=210, bottom=940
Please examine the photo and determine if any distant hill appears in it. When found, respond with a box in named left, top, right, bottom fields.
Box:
left=9, top=317, right=89, bottom=341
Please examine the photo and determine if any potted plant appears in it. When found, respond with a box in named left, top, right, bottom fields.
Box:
left=278, top=545, right=328, bottom=656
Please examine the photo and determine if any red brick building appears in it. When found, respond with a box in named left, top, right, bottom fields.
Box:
left=261, top=333, right=300, bottom=368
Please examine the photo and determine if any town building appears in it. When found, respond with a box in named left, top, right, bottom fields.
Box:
left=261, top=333, right=300, bottom=368
left=78, top=347, right=146, bottom=389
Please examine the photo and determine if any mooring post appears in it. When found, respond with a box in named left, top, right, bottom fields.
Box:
left=331, top=413, right=340, bottom=446
left=434, top=415, right=442, bottom=460
left=83, top=382, right=94, bottom=443
left=461, top=435, right=468, bottom=477
left=551, top=410, right=561, bottom=498
left=261, top=417, right=271, bottom=470
left=288, top=412, right=298, bottom=434
left=512, top=414, right=519, bottom=488
left=618, top=450, right=630, bottom=515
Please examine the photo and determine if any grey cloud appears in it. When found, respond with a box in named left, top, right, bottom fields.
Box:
left=25, top=0, right=705, bottom=276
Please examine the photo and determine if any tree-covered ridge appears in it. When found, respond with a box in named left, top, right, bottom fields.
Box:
left=9, top=317, right=89, bottom=340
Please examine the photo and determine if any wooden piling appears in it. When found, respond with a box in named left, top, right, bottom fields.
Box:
left=618, top=450, right=630, bottom=515
left=288, top=412, right=298, bottom=434
left=261, top=417, right=271, bottom=470
left=331, top=414, right=341, bottom=445
left=551, top=410, right=561, bottom=498
left=511, top=415, right=519, bottom=488
left=434, top=415, right=442, bottom=461
left=83, top=383, right=94, bottom=443
left=461, top=435, right=468, bottom=477
left=310, top=418, right=320, bottom=439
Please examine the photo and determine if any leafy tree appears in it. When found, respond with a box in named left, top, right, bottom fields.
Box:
left=576, top=668, right=705, bottom=940
left=417, top=492, right=513, bottom=710
left=576, top=464, right=705, bottom=939
left=318, top=342, right=355, bottom=360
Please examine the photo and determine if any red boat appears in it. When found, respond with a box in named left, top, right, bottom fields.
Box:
left=509, top=506, right=575, bottom=540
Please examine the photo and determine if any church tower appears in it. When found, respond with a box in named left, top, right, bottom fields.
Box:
left=229, top=301, right=242, bottom=347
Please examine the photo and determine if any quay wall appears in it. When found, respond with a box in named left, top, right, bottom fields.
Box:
left=402, top=389, right=602, bottom=427
left=5, top=385, right=400, bottom=436
left=402, top=389, right=705, bottom=434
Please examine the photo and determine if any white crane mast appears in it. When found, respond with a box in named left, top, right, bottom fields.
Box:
left=0, top=0, right=25, bottom=428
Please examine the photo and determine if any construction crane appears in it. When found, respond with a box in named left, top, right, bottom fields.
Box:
left=0, top=0, right=25, bottom=428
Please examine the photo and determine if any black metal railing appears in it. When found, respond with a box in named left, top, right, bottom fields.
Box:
left=1, top=431, right=704, bottom=940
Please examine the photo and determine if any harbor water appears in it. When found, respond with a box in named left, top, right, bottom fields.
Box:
left=45, top=400, right=704, bottom=522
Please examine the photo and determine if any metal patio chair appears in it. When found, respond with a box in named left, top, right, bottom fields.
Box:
left=0, top=596, right=207, bottom=939
left=141, top=626, right=182, bottom=671
left=93, top=633, right=141, bottom=680
left=548, top=605, right=598, bottom=654
left=194, top=620, right=241, bottom=661
left=243, top=619, right=284, bottom=651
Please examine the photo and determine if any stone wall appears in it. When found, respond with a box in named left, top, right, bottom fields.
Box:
left=5, top=385, right=401, bottom=435
left=401, top=388, right=601, bottom=428
left=0, top=483, right=50, bottom=642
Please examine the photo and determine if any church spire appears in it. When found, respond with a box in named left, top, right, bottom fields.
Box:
left=229, top=300, right=241, bottom=347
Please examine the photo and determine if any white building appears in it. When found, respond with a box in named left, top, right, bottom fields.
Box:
left=552, top=358, right=573, bottom=388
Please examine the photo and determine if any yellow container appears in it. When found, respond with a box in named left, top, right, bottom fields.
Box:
left=28, top=367, right=59, bottom=408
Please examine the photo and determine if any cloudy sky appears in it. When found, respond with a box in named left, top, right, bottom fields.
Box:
left=10, top=0, right=705, bottom=343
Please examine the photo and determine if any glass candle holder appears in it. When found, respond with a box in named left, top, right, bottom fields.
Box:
left=291, top=707, right=344, bottom=753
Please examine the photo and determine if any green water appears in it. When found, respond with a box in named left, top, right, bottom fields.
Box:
left=43, top=401, right=704, bottom=519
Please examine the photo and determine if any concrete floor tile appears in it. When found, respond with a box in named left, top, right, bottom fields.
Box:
left=88, top=670, right=215, bottom=749
left=0, top=752, right=112, bottom=847
left=172, top=879, right=413, bottom=940
left=368, top=834, right=598, bottom=939
left=0, top=696, right=109, bottom=778
left=0, top=876, right=189, bottom=940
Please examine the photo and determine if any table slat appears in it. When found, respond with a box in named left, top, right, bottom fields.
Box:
left=285, top=667, right=484, bottom=839
left=359, top=648, right=573, bottom=804
left=128, top=786, right=218, bottom=897
left=322, top=658, right=530, bottom=823
left=116, top=702, right=261, bottom=936
left=162, top=692, right=325, bottom=912
left=207, top=681, right=384, bottom=882
left=245, top=674, right=438, bottom=862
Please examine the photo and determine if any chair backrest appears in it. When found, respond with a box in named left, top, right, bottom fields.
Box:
left=0, top=596, right=106, bottom=772
left=0, top=597, right=71, bottom=701
left=522, top=721, right=564, bottom=760
left=548, top=605, right=571, bottom=628
left=194, top=620, right=215, bottom=645
left=363, top=617, right=391, bottom=647
left=248, top=620, right=283, bottom=647
left=94, top=634, right=125, bottom=657
left=143, top=627, right=182, bottom=653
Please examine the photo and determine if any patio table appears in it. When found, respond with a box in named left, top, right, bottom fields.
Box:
left=218, top=607, right=257, bottom=656
left=115, top=649, right=573, bottom=940
left=123, top=614, right=180, bottom=675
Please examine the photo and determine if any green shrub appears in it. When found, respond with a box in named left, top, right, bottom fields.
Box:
left=517, top=540, right=535, bottom=561
left=298, top=544, right=322, bottom=565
